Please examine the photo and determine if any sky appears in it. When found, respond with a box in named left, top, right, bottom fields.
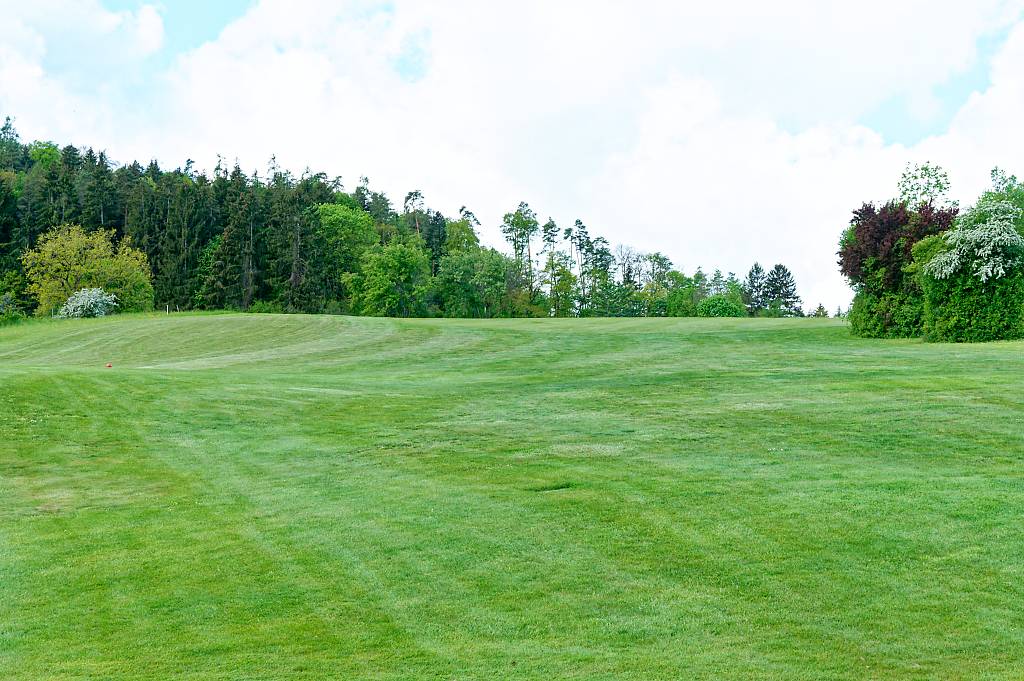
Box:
left=3, top=1, right=1024, bottom=310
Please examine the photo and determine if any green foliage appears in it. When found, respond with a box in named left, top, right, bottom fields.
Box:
left=0, top=117, right=23, bottom=170
left=0, top=290, right=25, bottom=325
left=193, top=234, right=223, bottom=310
left=475, top=249, right=518, bottom=317
left=102, top=237, right=155, bottom=313
left=842, top=166, right=1024, bottom=342
left=987, top=167, right=1024, bottom=214
left=0, top=118, right=810, bottom=321
left=442, top=218, right=480, bottom=254
left=21, top=224, right=154, bottom=316
left=696, top=294, right=747, bottom=317
left=317, top=202, right=378, bottom=273
left=763, top=264, right=802, bottom=316
left=910, top=233, right=948, bottom=269
left=847, top=291, right=923, bottom=338
left=435, top=249, right=482, bottom=317
left=920, top=268, right=1024, bottom=342
left=307, top=202, right=380, bottom=310
left=913, top=210, right=1024, bottom=342
left=898, top=161, right=954, bottom=208
left=0, top=269, right=29, bottom=309
left=501, top=202, right=539, bottom=293
left=664, top=271, right=703, bottom=317
left=434, top=245, right=533, bottom=318
left=632, top=253, right=673, bottom=317
left=541, top=250, right=577, bottom=317
left=839, top=180, right=958, bottom=338
left=247, top=299, right=285, bottom=314
left=923, top=196, right=1024, bottom=282
left=906, top=176, right=1024, bottom=342
left=0, top=170, right=18, bottom=264
left=743, top=263, right=768, bottom=315
left=352, top=240, right=431, bottom=317
left=27, top=141, right=60, bottom=170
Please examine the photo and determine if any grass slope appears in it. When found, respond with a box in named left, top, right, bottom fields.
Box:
left=2, top=314, right=1024, bottom=680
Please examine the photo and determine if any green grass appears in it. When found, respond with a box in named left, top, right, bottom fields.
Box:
left=2, top=313, right=1024, bottom=680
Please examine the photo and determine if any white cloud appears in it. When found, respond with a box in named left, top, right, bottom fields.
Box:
left=0, top=1, right=164, bottom=142
left=0, top=1, right=164, bottom=59
left=914, top=20, right=1024, bottom=197
left=587, top=77, right=905, bottom=309
left=128, top=5, right=165, bottom=56
left=4, top=0, right=1024, bottom=310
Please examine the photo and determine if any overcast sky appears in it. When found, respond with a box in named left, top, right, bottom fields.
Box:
left=3, top=0, right=1024, bottom=309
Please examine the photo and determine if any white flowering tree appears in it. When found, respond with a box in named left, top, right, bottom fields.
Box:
left=58, top=288, right=118, bottom=318
left=924, top=197, right=1024, bottom=282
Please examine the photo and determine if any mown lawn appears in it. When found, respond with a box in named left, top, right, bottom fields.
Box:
left=1, top=313, right=1023, bottom=679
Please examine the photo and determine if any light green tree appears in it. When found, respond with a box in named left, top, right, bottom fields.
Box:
left=352, top=240, right=431, bottom=317
left=500, top=202, right=539, bottom=293
left=541, top=250, right=577, bottom=317
left=442, top=218, right=480, bottom=254
left=317, top=202, right=379, bottom=306
left=318, top=203, right=378, bottom=273
left=22, top=224, right=154, bottom=316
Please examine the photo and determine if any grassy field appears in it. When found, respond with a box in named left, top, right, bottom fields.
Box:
left=2, top=313, right=1024, bottom=679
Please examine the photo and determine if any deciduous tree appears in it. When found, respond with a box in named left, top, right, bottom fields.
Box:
left=22, top=224, right=153, bottom=315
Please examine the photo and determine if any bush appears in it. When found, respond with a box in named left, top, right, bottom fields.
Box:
left=848, top=290, right=924, bottom=338
left=838, top=197, right=957, bottom=339
left=57, top=288, right=118, bottom=318
left=912, top=201, right=1024, bottom=342
left=696, top=295, right=747, bottom=318
left=248, top=300, right=284, bottom=314
left=923, top=197, right=1024, bottom=282
left=0, top=291, right=25, bottom=326
left=920, top=270, right=1024, bottom=342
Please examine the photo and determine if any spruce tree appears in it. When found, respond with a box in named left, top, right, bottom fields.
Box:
left=743, top=262, right=767, bottom=315
left=764, top=264, right=802, bottom=316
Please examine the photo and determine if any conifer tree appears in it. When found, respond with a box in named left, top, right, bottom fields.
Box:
left=743, top=262, right=768, bottom=315
left=764, top=264, right=802, bottom=316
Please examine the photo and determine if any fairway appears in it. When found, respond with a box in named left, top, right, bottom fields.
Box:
left=3, top=314, right=1024, bottom=679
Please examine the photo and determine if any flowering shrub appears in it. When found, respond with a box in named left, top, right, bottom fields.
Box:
left=924, top=197, right=1024, bottom=282
left=841, top=167, right=1024, bottom=342
left=914, top=197, right=1024, bottom=342
left=58, top=288, right=118, bottom=318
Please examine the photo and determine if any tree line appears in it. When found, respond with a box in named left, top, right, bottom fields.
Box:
left=0, top=117, right=813, bottom=321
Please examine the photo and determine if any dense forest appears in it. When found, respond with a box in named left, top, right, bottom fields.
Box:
left=839, top=163, right=1024, bottom=342
left=0, top=117, right=811, bottom=322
